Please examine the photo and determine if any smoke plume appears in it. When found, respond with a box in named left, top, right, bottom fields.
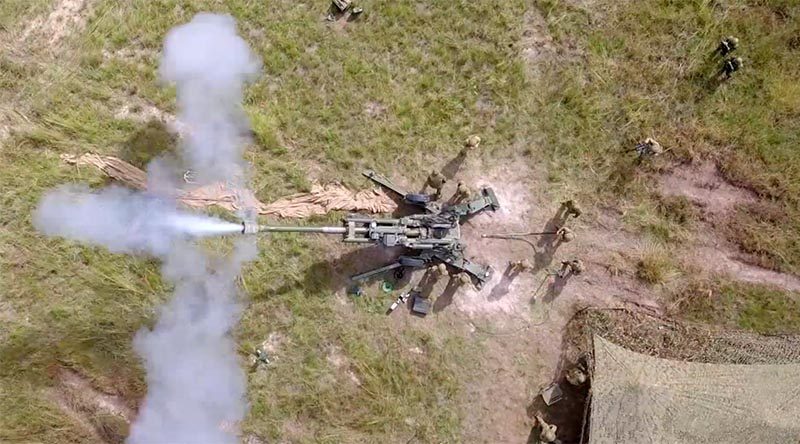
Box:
left=34, top=185, right=242, bottom=257
left=128, top=239, right=256, bottom=444
left=160, top=13, right=261, bottom=184
left=33, top=13, right=261, bottom=444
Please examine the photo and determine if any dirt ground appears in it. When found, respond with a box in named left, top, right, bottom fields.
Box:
left=7, top=2, right=800, bottom=443
left=328, top=150, right=800, bottom=443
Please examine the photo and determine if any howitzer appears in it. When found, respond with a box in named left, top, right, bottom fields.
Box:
left=240, top=168, right=501, bottom=286
left=242, top=211, right=491, bottom=285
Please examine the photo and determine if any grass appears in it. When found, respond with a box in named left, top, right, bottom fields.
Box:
left=1, top=1, right=515, bottom=442
left=530, top=0, right=800, bottom=269
left=635, top=242, right=681, bottom=285
left=2, top=0, right=800, bottom=442
left=724, top=200, right=800, bottom=273
left=672, top=278, right=800, bottom=335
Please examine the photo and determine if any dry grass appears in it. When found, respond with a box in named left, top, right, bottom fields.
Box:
left=670, top=278, right=800, bottom=335
left=724, top=201, right=800, bottom=274
left=2, top=0, right=800, bottom=442
left=531, top=0, right=800, bottom=268
left=1, top=1, right=516, bottom=442
left=635, top=242, right=681, bottom=285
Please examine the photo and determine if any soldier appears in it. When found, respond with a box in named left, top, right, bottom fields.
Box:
left=716, top=36, right=739, bottom=56
left=463, top=134, right=481, bottom=154
left=457, top=272, right=473, bottom=287
left=250, top=348, right=270, bottom=372
left=433, top=262, right=449, bottom=278
left=426, top=170, right=447, bottom=198
left=453, top=181, right=472, bottom=202
left=561, top=199, right=582, bottom=218
left=722, top=56, right=743, bottom=78
left=565, top=366, right=587, bottom=386
left=510, top=259, right=535, bottom=273
left=556, top=226, right=575, bottom=243
left=634, top=137, right=664, bottom=158
left=557, top=259, right=584, bottom=278
left=534, top=413, right=558, bottom=443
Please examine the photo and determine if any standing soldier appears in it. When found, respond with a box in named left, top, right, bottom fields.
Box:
left=426, top=170, right=447, bottom=198
left=634, top=137, right=664, bottom=158
left=462, top=134, right=481, bottom=155
left=716, top=36, right=739, bottom=56
left=534, top=413, right=558, bottom=443
left=722, top=56, right=743, bottom=78
left=456, top=272, right=473, bottom=287
left=433, top=262, right=449, bottom=279
left=556, top=226, right=575, bottom=243
left=510, top=259, right=535, bottom=274
left=561, top=199, right=582, bottom=218
left=557, top=259, right=585, bottom=278
left=453, top=181, right=472, bottom=202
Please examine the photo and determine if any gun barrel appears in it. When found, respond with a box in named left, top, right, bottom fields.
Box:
left=242, top=222, right=350, bottom=235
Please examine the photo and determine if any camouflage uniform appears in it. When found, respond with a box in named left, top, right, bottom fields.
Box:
left=558, top=259, right=584, bottom=278
left=561, top=200, right=582, bottom=218
left=565, top=366, right=587, bottom=386
left=717, top=36, right=739, bottom=56
left=534, top=414, right=558, bottom=443
left=634, top=137, right=664, bottom=158
left=426, top=170, right=447, bottom=197
left=722, top=56, right=743, bottom=77
left=556, top=226, right=575, bottom=243
left=454, top=181, right=472, bottom=202
left=510, top=259, right=535, bottom=273
left=463, top=134, right=481, bottom=153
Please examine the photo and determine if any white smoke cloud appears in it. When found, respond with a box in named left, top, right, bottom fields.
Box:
left=128, top=240, right=256, bottom=444
left=32, top=12, right=262, bottom=444
left=33, top=185, right=242, bottom=257
left=159, top=13, right=261, bottom=185
left=127, top=13, right=262, bottom=444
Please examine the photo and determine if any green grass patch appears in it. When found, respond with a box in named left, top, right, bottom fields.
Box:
left=724, top=201, right=800, bottom=274
left=636, top=242, right=681, bottom=285
left=672, top=279, right=800, bottom=334
left=4, top=0, right=800, bottom=441
left=531, top=0, right=800, bottom=265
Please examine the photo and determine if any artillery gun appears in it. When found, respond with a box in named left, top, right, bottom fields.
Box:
left=242, top=169, right=500, bottom=286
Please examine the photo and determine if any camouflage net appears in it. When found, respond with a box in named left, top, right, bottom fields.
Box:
left=565, top=308, right=800, bottom=365
left=563, top=309, right=800, bottom=443
left=60, top=153, right=397, bottom=218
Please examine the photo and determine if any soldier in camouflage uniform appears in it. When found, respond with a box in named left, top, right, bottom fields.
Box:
left=556, top=226, right=575, bottom=243
left=534, top=413, right=558, bottom=443
left=426, top=170, right=447, bottom=198
left=561, top=200, right=582, bottom=218
left=716, top=36, right=739, bottom=56
left=510, top=258, right=535, bottom=274
left=634, top=137, right=664, bottom=158
left=433, top=262, right=449, bottom=279
left=722, top=56, right=743, bottom=78
left=462, top=134, right=481, bottom=155
left=453, top=181, right=472, bottom=202
left=456, top=272, right=473, bottom=287
left=557, top=259, right=584, bottom=279
left=565, top=366, right=587, bottom=386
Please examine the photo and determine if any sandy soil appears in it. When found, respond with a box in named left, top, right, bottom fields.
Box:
left=19, top=0, right=89, bottom=46
left=48, top=366, right=134, bottom=442
left=432, top=155, right=659, bottom=443
left=659, top=161, right=800, bottom=292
